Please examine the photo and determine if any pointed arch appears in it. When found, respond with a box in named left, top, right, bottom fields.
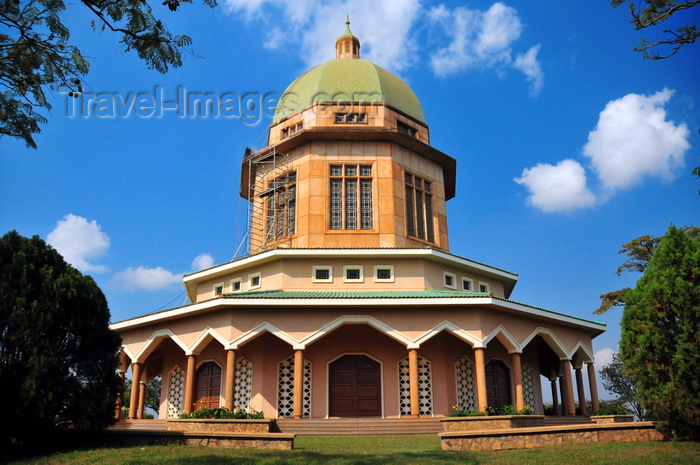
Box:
left=413, top=321, right=482, bottom=348
left=520, top=327, right=569, bottom=359
left=132, top=329, right=189, bottom=363
left=298, top=315, right=415, bottom=349
left=229, top=322, right=299, bottom=349
left=482, top=325, right=520, bottom=353
left=570, top=341, right=595, bottom=367
left=187, top=326, right=229, bottom=355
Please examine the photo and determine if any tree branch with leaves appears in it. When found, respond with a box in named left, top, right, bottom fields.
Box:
left=0, top=0, right=216, bottom=149
left=612, top=0, right=700, bottom=59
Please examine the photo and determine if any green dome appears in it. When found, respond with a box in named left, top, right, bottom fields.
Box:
left=273, top=59, right=425, bottom=123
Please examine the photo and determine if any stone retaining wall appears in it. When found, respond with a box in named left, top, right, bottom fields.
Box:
left=441, top=416, right=545, bottom=431
left=103, top=430, right=295, bottom=450
left=167, top=419, right=274, bottom=433
left=590, top=415, right=634, bottom=424
left=440, top=421, right=663, bottom=451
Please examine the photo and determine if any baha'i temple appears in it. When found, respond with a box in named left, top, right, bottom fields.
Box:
left=111, top=21, right=606, bottom=422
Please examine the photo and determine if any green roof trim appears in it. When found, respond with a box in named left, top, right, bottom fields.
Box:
left=112, top=288, right=605, bottom=328
left=273, top=59, right=425, bottom=123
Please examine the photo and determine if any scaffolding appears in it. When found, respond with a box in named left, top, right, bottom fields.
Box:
left=246, top=148, right=293, bottom=255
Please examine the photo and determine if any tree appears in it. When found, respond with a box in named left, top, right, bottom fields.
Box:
left=594, top=225, right=699, bottom=314
left=0, top=0, right=216, bottom=149
left=612, top=0, right=700, bottom=59
left=599, top=353, right=645, bottom=420
left=123, top=376, right=162, bottom=414
left=619, top=224, right=700, bottom=438
left=0, top=230, right=123, bottom=447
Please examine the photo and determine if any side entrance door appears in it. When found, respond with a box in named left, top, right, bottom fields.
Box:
left=195, top=362, right=221, bottom=409
left=485, top=360, right=512, bottom=408
left=329, top=355, right=381, bottom=416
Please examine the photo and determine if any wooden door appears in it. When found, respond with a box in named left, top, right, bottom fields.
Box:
left=485, top=360, right=512, bottom=408
left=329, top=355, right=381, bottom=416
left=195, top=362, right=221, bottom=409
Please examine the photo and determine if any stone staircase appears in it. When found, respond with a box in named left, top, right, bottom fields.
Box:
left=543, top=415, right=594, bottom=427
left=110, top=419, right=169, bottom=431
left=275, top=417, right=444, bottom=436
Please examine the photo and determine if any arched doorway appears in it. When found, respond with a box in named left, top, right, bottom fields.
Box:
left=196, top=362, right=221, bottom=409
left=485, top=360, right=512, bottom=408
left=329, top=355, right=381, bottom=417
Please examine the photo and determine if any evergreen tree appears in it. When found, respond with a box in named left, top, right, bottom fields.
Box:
left=0, top=231, right=122, bottom=447
left=620, top=224, right=700, bottom=438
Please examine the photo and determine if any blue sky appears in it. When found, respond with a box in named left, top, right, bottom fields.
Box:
left=2, top=0, right=698, bottom=392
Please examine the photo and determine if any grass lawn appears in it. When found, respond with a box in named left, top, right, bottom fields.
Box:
left=9, top=436, right=700, bottom=464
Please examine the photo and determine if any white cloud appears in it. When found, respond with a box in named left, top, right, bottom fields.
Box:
left=47, top=214, right=110, bottom=273
left=583, top=89, right=690, bottom=192
left=112, top=266, right=182, bottom=291
left=428, top=3, right=542, bottom=93
left=514, top=159, right=597, bottom=212
left=224, top=0, right=422, bottom=72
left=513, top=45, right=543, bottom=97
left=191, top=253, right=215, bottom=271
left=222, top=1, right=540, bottom=93
left=516, top=89, right=691, bottom=212
left=595, top=347, right=615, bottom=368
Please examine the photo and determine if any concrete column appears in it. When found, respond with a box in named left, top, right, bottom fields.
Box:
left=562, top=360, right=576, bottom=416
left=575, top=367, right=588, bottom=415
left=137, top=381, right=146, bottom=419
left=550, top=379, right=559, bottom=415
left=558, top=376, right=567, bottom=415
left=511, top=353, right=524, bottom=411
left=408, top=349, right=420, bottom=418
left=474, top=348, right=488, bottom=412
left=587, top=363, right=600, bottom=414
left=225, top=349, right=236, bottom=411
left=293, top=350, right=304, bottom=419
left=184, top=355, right=197, bottom=414
left=128, top=363, right=142, bottom=419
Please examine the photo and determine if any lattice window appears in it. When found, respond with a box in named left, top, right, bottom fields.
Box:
left=167, top=366, right=185, bottom=419
left=398, top=356, right=433, bottom=416
left=329, top=164, right=373, bottom=230
left=522, top=363, right=537, bottom=414
left=456, top=355, right=477, bottom=412
left=277, top=356, right=311, bottom=418
left=234, top=357, right=253, bottom=409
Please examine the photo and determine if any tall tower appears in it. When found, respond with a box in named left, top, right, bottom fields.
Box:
left=242, top=20, right=456, bottom=255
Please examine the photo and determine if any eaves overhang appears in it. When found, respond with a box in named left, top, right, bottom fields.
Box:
left=110, top=291, right=606, bottom=338
left=239, top=126, right=457, bottom=200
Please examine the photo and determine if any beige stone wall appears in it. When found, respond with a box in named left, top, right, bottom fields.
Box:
left=190, top=255, right=510, bottom=303
left=247, top=139, right=448, bottom=252
left=268, top=103, right=429, bottom=147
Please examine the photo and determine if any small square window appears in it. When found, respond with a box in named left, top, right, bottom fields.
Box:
left=462, top=277, right=473, bottom=291
left=360, top=166, right=372, bottom=176
left=248, top=272, right=261, bottom=290
left=345, top=166, right=357, bottom=176
left=374, top=266, right=394, bottom=283
left=444, top=272, right=456, bottom=289
left=330, top=165, right=342, bottom=176
left=313, top=266, right=333, bottom=283
left=343, top=266, right=363, bottom=283
left=230, top=278, right=242, bottom=292
left=213, top=282, right=224, bottom=297
left=479, top=282, right=490, bottom=293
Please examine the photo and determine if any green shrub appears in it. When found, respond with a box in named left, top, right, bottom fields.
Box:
left=518, top=405, right=533, bottom=415
left=597, top=405, right=629, bottom=415
left=179, top=406, right=264, bottom=420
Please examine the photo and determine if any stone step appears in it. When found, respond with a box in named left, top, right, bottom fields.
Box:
left=275, top=417, right=444, bottom=436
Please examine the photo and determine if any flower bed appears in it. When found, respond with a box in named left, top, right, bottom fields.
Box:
left=167, top=418, right=276, bottom=433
